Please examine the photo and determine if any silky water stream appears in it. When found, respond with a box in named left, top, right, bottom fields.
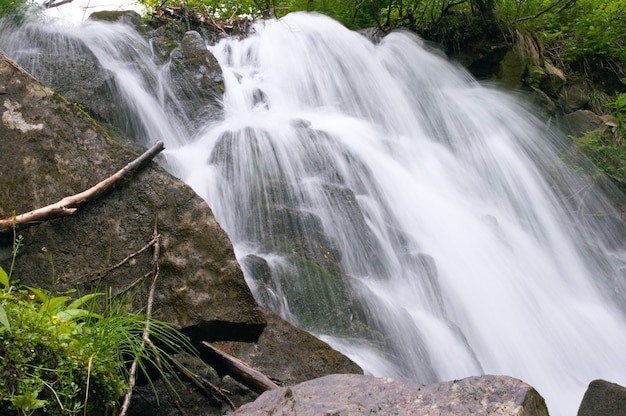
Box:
left=2, top=12, right=626, bottom=415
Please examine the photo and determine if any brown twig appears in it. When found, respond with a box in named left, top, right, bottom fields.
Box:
left=73, top=235, right=160, bottom=285
left=512, top=0, right=575, bottom=23
left=168, top=357, right=237, bottom=411
left=119, top=216, right=162, bottom=416
left=84, top=354, right=94, bottom=416
left=199, top=342, right=279, bottom=394
left=0, top=141, right=165, bottom=235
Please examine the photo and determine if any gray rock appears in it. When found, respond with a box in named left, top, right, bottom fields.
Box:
left=167, top=30, right=224, bottom=128
left=539, top=60, right=566, bottom=97
left=234, top=374, right=549, bottom=416
left=0, top=52, right=264, bottom=342
left=0, top=21, right=223, bottom=143
left=215, top=310, right=363, bottom=387
left=560, top=82, right=590, bottom=111
left=88, top=10, right=145, bottom=29
left=560, top=109, right=605, bottom=137
left=577, top=379, right=626, bottom=416
left=497, top=47, right=526, bottom=90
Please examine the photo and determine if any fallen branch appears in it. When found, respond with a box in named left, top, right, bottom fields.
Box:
left=42, top=0, right=74, bottom=8
left=120, top=217, right=162, bottom=416
left=199, top=342, right=279, bottom=394
left=169, top=357, right=237, bottom=411
left=512, top=0, right=575, bottom=23
left=0, top=141, right=165, bottom=236
left=73, top=235, right=160, bottom=285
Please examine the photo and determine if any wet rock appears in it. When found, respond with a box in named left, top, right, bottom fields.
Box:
left=215, top=309, right=363, bottom=386
left=464, top=44, right=510, bottom=80
left=497, top=47, right=526, bottom=90
left=167, top=30, right=224, bottom=126
left=1, top=20, right=223, bottom=142
left=0, top=52, right=264, bottom=342
left=235, top=374, right=549, bottom=416
left=560, top=109, right=604, bottom=137
left=577, top=379, right=626, bottom=416
left=89, top=10, right=145, bottom=30
left=560, top=82, right=591, bottom=112
left=537, top=60, right=566, bottom=97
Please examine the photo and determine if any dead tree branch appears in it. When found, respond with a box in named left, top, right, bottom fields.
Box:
left=0, top=141, right=164, bottom=236
left=74, top=235, right=160, bottom=285
left=169, top=357, right=237, bottom=411
left=512, top=0, right=575, bottom=23
left=199, top=342, right=279, bottom=394
left=42, top=0, right=74, bottom=8
left=120, top=217, right=162, bottom=416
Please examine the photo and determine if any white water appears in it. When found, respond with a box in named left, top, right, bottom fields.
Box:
left=3, top=12, right=626, bottom=415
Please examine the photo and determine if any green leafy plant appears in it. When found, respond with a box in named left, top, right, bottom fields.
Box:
left=0, top=0, right=35, bottom=19
left=0, top=265, right=195, bottom=416
left=605, top=92, right=626, bottom=137
left=570, top=128, right=626, bottom=181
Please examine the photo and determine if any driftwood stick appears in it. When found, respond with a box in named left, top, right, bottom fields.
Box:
left=120, top=217, right=161, bottom=416
left=199, top=342, right=279, bottom=394
left=0, top=141, right=165, bottom=235
left=168, top=357, right=237, bottom=411
left=74, top=235, right=160, bottom=285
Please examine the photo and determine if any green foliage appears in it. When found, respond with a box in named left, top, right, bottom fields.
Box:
left=1, top=277, right=117, bottom=415
left=0, top=265, right=194, bottom=416
left=557, top=0, right=625, bottom=71
left=606, top=92, right=626, bottom=136
left=571, top=128, right=626, bottom=180
left=136, top=0, right=622, bottom=73
left=0, top=0, right=34, bottom=19
left=279, top=0, right=376, bottom=29
left=566, top=93, right=626, bottom=183
left=504, top=0, right=625, bottom=78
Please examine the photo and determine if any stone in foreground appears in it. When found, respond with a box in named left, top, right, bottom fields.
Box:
left=235, top=374, right=549, bottom=416
left=577, top=379, right=626, bottom=416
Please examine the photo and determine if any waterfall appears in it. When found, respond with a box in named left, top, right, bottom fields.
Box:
left=2, top=11, right=626, bottom=415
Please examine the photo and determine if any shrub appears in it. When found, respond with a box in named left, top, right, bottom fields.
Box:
left=0, top=265, right=191, bottom=415
left=0, top=0, right=32, bottom=19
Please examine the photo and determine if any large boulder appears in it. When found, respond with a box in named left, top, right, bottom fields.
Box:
left=167, top=30, right=224, bottom=127
left=0, top=51, right=363, bottom=414
left=1, top=13, right=223, bottom=142
left=577, top=379, right=626, bottom=416
left=235, top=374, right=549, bottom=415
left=560, top=81, right=591, bottom=112
left=0, top=52, right=264, bottom=342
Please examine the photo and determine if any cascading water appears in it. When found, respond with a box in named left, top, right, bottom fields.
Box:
left=2, top=11, right=626, bottom=415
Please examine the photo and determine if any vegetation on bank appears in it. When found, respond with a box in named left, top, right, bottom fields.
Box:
left=134, top=0, right=624, bottom=76
left=0, top=0, right=30, bottom=18
left=571, top=93, right=626, bottom=181
left=0, top=232, right=193, bottom=415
